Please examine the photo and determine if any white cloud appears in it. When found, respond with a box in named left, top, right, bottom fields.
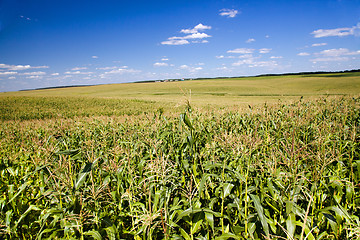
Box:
left=162, top=23, right=211, bottom=45
left=92, top=56, right=98, bottom=59
left=311, top=48, right=360, bottom=63
left=21, top=71, right=46, bottom=76
left=298, top=52, right=310, bottom=56
left=232, top=59, right=254, bottom=66
left=180, top=65, right=189, bottom=69
left=181, top=23, right=211, bottom=34
left=270, top=56, right=283, bottom=59
left=216, top=66, right=230, bottom=71
left=238, top=54, right=253, bottom=59
left=161, top=58, right=169, bottom=61
left=216, top=55, right=225, bottom=59
left=65, top=71, right=93, bottom=75
left=0, top=71, right=18, bottom=75
left=251, top=61, right=278, bottom=68
left=11, top=65, right=31, bottom=71
left=311, top=23, right=360, bottom=38
left=311, top=57, right=349, bottom=62
left=233, top=58, right=277, bottom=68
left=26, top=75, right=43, bottom=79
left=219, top=9, right=239, bottom=18
left=170, top=32, right=211, bottom=40
left=246, top=38, right=255, bottom=43
left=96, top=66, right=118, bottom=70
left=259, top=48, right=271, bottom=54
left=312, top=43, right=327, bottom=47
left=8, top=76, right=16, bottom=79
left=232, top=54, right=278, bottom=68
left=99, top=67, right=141, bottom=78
left=318, top=48, right=360, bottom=57
left=0, top=64, right=49, bottom=71
left=154, top=62, right=169, bottom=67
left=161, top=39, right=189, bottom=45
left=71, top=67, right=88, bottom=71
left=227, top=48, right=254, bottom=54
left=51, top=73, right=60, bottom=76
left=179, top=65, right=202, bottom=72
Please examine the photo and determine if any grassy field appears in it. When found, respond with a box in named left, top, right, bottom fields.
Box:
left=2, top=72, right=360, bottom=106
left=0, top=72, right=360, bottom=239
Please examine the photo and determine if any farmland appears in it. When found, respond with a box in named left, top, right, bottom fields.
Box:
left=0, top=72, right=360, bottom=239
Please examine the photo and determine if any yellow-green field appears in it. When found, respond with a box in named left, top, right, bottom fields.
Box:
left=2, top=72, right=360, bottom=106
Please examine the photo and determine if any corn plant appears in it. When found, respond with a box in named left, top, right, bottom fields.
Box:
left=0, top=96, right=359, bottom=239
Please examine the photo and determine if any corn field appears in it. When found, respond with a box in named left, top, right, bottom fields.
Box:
left=0, top=96, right=359, bottom=239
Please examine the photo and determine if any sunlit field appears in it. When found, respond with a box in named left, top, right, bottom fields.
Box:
left=1, top=73, right=359, bottom=239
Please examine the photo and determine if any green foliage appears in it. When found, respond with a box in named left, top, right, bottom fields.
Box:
left=0, top=96, right=360, bottom=239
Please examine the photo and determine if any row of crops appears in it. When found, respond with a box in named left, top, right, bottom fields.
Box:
left=0, top=96, right=359, bottom=239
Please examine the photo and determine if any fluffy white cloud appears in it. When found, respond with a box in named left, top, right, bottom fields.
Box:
left=186, top=32, right=211, bottom=39
left=0, top=64, right=49, bottom=71
left=227, top=48, right=254, bottom=54
left=311, top=23, right=360, bottom=38
left=154, top=62, right=169, bottom=67
left=169, top=32, right=211, bottom=40
left=162, top=23, right=212, bottom=45
left=246, top=38, right=255, bottom=43
left=312, top=43, right=327, bottom=47
left=51, top=73, right=60, bottom=76
left=259, top=48, right=271, bottom=54
left=161, top=39, right=189, bottom=45
left=161, top=58, right=169, bottom=61
left=179, top=65, right=189, bottom=69
left=92, top=56, right=98, bottom=59
left=298, top=52, right=310, bottom=56
left=219, top=9, right=239, bottom=18
left=181, top=23, right=212, bottom=34
left=311, top=48, right=360, bottom=63
left=270, top=56, right=283, bottom=59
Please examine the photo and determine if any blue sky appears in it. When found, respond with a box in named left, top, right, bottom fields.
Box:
left=0, top=0, right=359, bottom=92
